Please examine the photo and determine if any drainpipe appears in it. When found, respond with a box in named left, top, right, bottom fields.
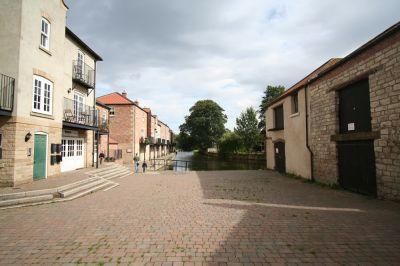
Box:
left=305, top=85, right=315, bottom=182
left=133, top=106, right=136, bottom=160
left=93, top=60, right=98, bottom=168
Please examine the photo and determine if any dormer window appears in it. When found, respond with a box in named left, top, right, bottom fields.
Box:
left=40, top=18, right=50, bottom=50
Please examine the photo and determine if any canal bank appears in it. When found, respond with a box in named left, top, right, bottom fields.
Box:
left=171, top=151, right=266, bottom=171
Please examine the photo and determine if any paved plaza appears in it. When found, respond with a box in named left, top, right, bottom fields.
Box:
left=0, top=170, right=399, bottom=265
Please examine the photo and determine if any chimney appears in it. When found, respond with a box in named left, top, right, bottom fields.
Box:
left=121, top=90, right=127, bottom=98
left=133, top=100, right=139, bottom=106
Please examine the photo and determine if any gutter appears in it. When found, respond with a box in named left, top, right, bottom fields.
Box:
left=304, top=84, right=314, bottom=182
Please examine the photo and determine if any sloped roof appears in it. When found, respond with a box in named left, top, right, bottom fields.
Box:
left=266, top=58, right=341, bottom=108
left=97, top=92, right=135, bottom=105
left=65, top=27, right=103, bottom=61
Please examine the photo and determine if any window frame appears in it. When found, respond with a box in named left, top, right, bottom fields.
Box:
left=40, top=18, right=51, bottom=50
left=273, top=105, right=284, bottom=130
left=291, top=92, right=299, bottom=114
left=32, top=75, right=53, bottom=115
left=109, top=107, right=115, bottom=116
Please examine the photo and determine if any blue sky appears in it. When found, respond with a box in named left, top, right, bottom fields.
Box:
left=65, top=0, right=400, bottom=132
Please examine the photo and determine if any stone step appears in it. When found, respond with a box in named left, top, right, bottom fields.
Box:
left=56, top=176, right=100, bottom=193
left=0, top=194, right=54, bottom=207
left=58, top=179, right=108, bottom=198
left=86, top=164, right=118, bottom=175
left=0, top=188, right=56, bottom=201
left=97, top=168, right=131, bottom=179
left=89, top=166, right=126, bottom=177
left=62, top=181, right=114, bottom=200
left=100, top=170, right=132, bottom=180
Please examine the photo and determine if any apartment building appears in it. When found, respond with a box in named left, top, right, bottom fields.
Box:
left=0, top=0, right=102, bottom=186
left=97, top=92, right=173, bottom=164
left=265, top=21, right=400, bottom=200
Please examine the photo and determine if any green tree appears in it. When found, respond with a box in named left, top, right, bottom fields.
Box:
left=234, top=107, right=260, bottom=152
left=175, top=132, right=193, bottom=151
left=217, top=131, right=242, bottom=157
left=258, top=85, right=285, bottom=133
left=179, top=100, right=227, bottom=152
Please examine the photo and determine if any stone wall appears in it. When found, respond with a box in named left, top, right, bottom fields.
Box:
left=309, top=30, right=400, bottom=199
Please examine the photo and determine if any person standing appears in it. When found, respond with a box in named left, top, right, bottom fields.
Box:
left=142, top=161, right=148, bottom=173
left=133, top=153, right=140, bottom=173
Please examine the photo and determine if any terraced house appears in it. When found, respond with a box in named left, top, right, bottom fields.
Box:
left=0, top=0, right=102, bottom=186
left=97, top=92, right=173, bottom=164
left=266, top=21, right=400, bottom=200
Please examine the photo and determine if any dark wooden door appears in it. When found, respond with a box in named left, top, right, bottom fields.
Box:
left=339, top=79, right=371, bottom=133
left=338, top=141, right=376, bottom=196
left=338, top=79, right=376, bottom=196
left=274, top=141, right=285, bottom=173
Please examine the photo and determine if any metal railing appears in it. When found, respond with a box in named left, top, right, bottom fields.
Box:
left=72, top=60, right=95, bottom=88
left=98, top=118, right=109, bottom=132
left=63, top=97, right=97, bottom=127
left=0, top=73, right=15, bottom=112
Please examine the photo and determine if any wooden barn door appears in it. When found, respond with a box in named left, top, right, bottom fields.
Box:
left=338, top=79, right=376, bottom=196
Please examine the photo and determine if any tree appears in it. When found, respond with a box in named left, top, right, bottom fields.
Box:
left=175, top=132, right=193, bottom=151
left=234, top=107, right=260, bottom=152
left=179, top=100, right=227, bottom=152
left=258, top=85, right=285, bottom=133
left=217, top=131, right=242, bottom=157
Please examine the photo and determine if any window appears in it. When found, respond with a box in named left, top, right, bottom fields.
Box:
left=40, top=18, right=50, bottom=50
left=291, top=92, right=299, bottom=114
left=61, top=139, right=66, bottom=157
left=274, top=105, right=284, bottom=130
left=76, top=140, right=83, bottom=156
left=77, top=51, right=85, bottom=78
left=109, top=107, right=115, bottom=116
left=32, top=75, right=53, bottom=115
left=73, top=92, right=85, bottom=122
left=67, top=140, right=74, bottom=157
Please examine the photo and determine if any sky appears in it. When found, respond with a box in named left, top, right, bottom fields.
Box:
left=65, top=0, right=400, bottom=132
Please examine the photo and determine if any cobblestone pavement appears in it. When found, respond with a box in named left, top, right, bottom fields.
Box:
left=0, top=170, right=399, bottom=265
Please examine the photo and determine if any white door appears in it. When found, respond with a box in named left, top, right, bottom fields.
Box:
left=61, top=138, right=85, bottom=172
left=77, top=50, right=85, bottom=78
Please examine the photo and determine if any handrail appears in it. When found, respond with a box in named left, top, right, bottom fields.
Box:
left=72, top=60, right=95, bottom=88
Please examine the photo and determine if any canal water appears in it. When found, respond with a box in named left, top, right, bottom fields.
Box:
left=171, top=151, right=266, bottom=171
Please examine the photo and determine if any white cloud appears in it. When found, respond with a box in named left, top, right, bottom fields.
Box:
left=65, top=0, right=400, bottom=131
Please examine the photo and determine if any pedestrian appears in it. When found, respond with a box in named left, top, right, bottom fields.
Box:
left=133, top=153, right=140, bottom=173
left=142, top=161, right=148, bottom=173
left=99, top=152, right=105, bottom=165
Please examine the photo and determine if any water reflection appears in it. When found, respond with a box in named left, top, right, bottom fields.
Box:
left=171, top=151, right=266, bottom=171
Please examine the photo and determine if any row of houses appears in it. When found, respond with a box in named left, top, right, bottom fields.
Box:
left=96, top=92, right=174, bottom=165
left=0, top=0, right=174, bottom=187
left=265, top=21, right=400, bottom=200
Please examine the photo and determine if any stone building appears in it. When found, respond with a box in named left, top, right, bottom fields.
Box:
left=265, top=21, right=400, bottom=200
left=265, top=59, right=341, bottom=179
left=0, top=0, right=102, bottom=186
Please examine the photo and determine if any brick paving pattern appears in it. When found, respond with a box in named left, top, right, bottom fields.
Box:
left=0, top=170, right=399, bottom=265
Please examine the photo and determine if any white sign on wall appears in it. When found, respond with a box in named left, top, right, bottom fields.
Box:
left=347, top=123, right=355, bottom=131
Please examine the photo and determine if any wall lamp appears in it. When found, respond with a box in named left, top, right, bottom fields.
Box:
left=25, top=132, right=32, bottom=142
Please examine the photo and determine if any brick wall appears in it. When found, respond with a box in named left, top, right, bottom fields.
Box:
left=309, top=30, right=400, bottom=199
left=108, top=105, right=133, bottom=163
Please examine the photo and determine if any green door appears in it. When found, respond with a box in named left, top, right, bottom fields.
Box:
left=33, top=134, right=47, bottom=180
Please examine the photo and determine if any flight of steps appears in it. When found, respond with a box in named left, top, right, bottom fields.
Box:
left=0, top=164, right=132, bottom=209
left=87, top=164, right=132, bottom=180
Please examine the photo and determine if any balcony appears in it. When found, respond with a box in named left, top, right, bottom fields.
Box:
left=0, top=73, right=14, bottom=116
left=63, top=97, right=97, bottom=130
left=98, top=117, right=109, bottom=133
left=156, top=138, right=162, bottom=145
left=72, top=60, right=95, bottom=88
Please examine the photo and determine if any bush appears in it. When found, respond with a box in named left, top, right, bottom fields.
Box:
left=217, top=132, right=242, bottom=157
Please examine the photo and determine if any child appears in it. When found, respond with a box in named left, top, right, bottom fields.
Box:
left=142, top=161, right=148, bottom=173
